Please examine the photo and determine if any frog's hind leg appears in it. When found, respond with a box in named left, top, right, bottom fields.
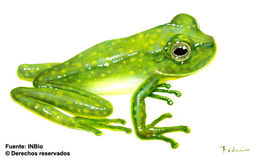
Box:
left=17, top=63, right=61, bottom=81
left=10, top=87, right=132, bottom=135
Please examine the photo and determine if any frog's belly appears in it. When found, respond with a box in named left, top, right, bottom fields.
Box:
left=81, top=78, right=144, bottom=95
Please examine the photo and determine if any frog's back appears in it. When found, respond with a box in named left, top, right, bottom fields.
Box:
left=36, top=40, right=152, bottom=94
left=37, top=24, right=175, bottom=94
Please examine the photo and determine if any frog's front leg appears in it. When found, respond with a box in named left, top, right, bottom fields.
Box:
left=131, top=75, right=190, bottom=149
left=11, top=87, right=132, bottom=135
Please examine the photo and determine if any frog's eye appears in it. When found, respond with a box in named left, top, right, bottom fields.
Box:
left=170, top=42, right=191, bottom=62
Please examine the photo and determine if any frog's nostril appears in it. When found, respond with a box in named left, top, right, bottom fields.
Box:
left=199, top=40, right=215, bottom=48
left=205, top=42, right=215, bottom=48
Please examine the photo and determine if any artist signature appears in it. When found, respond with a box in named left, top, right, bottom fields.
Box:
left=219, top=146, right=250, bottom=153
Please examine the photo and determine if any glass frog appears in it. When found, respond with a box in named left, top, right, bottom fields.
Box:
left=11, top=14, right=216, bottom=149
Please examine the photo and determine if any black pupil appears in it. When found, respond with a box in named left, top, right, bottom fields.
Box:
left=174, top=47, right=188, bottom=56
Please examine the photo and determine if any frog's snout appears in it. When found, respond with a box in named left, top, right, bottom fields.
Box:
left=210, top=36, right=217, bottom=55
left=202, top=35, right=217, bottom=55
left=205, top=36, right=217, bottom=64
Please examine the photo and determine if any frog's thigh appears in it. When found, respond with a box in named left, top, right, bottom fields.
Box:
left=11, top=87, right=113, bottom=119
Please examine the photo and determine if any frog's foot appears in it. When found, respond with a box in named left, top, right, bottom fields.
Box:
left=147, top=114, right=190, bottom=134
left=146, top=113, right=190, bottom=148
left=137, top=124, right=190, bottom=149
left=134, top=105, right=190, bottom=149
left=75, top=117, right=132, bottom=135
left=86, top=118, right=127, bottom=125
left=148, top=83, right=181, bottom=105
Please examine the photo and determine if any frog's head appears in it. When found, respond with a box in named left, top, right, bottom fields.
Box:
left=157, top=14, right=216, bottom=78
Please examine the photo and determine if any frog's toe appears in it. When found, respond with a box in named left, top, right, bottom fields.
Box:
left=94, top=130, right=103, bottom=136
left=157, top=83, right=171, bottom=89
left=174, top=91, right=181, bottom=97
left=124, top=128, right=132, bottom=134
left=183, top=126, right=191, bottom=134
left=111, top=118, right=126, bottom=125
left=92, top=123, right=132, bottom=134
left=148, top=93, right=174, bottom=105
left=148, top=84, right=182, bottom=105
left=97, top=118, right=127, bottom=125
left=76, top=123, right=103, bottom=136
left=156, top=83, right=181, bottom=97
left=149, top=113, right=173, bottom=127
left=75, top=117, right=131, bottom=134
left=170, top=141, right=179, bottom=149
left=154, top=88, right=182, bottom=97
left=136, top=129, right=179, bottom=149
left=157, top=135, right=179, bottom=149
left=108, top=125, right=132, bottom=134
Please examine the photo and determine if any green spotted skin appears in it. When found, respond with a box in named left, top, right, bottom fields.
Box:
left=11, top=14, right=216, bottom=149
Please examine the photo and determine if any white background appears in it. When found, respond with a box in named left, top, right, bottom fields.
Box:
left=0, top=0, right=259, bottom=161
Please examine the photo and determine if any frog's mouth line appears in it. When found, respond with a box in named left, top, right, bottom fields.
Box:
left=155, top=70, right=189, bottom=78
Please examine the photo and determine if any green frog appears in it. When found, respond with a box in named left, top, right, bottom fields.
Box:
left=11, top=14, right=216, bottom=149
